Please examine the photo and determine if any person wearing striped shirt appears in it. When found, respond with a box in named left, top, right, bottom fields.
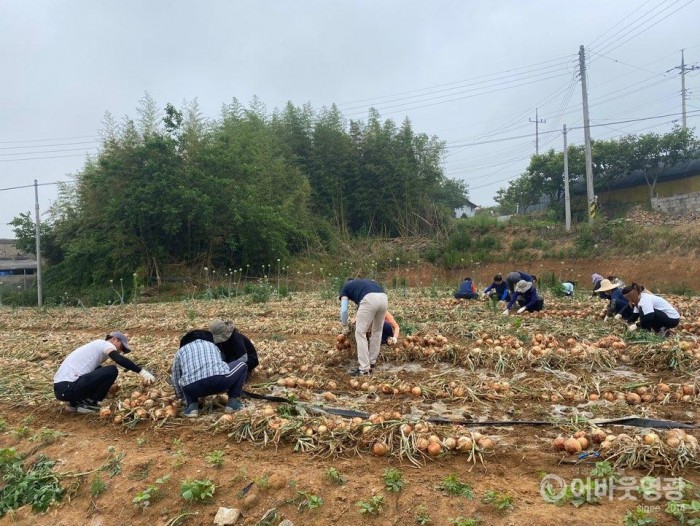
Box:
left=172, top=329, right=248, bottom=418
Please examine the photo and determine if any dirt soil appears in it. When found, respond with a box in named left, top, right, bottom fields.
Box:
left=2, top=408, right=693, bottom=526
left=0, top=283, right=699, bottom=526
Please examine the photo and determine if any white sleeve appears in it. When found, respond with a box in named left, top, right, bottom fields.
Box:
left=102, top=341, right=117, bottom=357
left=637, top=294, right=654, bottom=316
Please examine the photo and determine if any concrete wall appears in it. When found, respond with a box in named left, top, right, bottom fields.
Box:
left=651, top=190, right=700, bottom=215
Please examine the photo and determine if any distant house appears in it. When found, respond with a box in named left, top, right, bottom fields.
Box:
left=455, top=200, right=479, bottom=218
left=0, top=239, right=37, bottom=289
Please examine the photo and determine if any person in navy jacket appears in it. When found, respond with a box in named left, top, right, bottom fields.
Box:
left=483, top=274, right=509, bottom=301
left=454, top=277, right=478, bottom=299
left=596, top=279, right=632, bottom=321
left=503, top=280, right=544, bottom=315
left=504, top=271, right=536, bottom=301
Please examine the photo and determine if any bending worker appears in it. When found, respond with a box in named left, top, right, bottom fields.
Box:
left=339, top=278, right=388, bottom=376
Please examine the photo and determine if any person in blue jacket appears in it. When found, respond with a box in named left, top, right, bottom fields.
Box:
left=503, top=280, right=544, bottom=315
left=454, top=277, right=478, bottom=299
left=339, top=278, right=388, bottom=376
left=596, top=278, right=632, bottom=321
left=504, top=271, right=536, bottom=301
left=483, top=274, right=509, bottom=301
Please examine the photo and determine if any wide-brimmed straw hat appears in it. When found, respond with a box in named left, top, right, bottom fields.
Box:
left=596, top=278, right=620, bottom=293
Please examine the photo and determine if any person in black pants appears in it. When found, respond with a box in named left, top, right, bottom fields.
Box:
left=53, top=331, right=155, bottom=414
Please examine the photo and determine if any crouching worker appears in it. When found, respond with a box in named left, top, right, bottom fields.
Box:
left=483, top=274, right=509, bottom=301
left=210, top=320, right=259, bottom=381
left=503, top=280, right=544, bottom=315
left=454, top=277, right=478, bottom=300
left=621, top=283, right=680, bottom=336
left=173, top=329, right=247, bottom=418
left=53, top=331, right=155, bottom=414
left=381, top=312, right=400, bottom=346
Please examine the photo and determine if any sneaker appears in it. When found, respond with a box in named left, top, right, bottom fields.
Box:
left=76, top=404, right=99, bottom=414
left=349, top=368, right=371, bottom=377
left=225, top=398, right=244, bottom=413
left=659, top=327, right=673, bottom=338
left=183, top=403, right=199, bottom=418
left=63, top=402, right=77, bottom=413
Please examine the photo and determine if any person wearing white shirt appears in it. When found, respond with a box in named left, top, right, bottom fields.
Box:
left=53, top=331, right=155, bottom=414
left=621, top=283, right=680, bottom=336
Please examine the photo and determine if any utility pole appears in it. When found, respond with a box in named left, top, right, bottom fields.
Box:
left=529, top=108, right=546, bottom=155
left=34, top=180, right=43, bottom=307
left=563, top=125, right=571, bottom=232
left=669, top=50, right=699, bottom=129
left=579, top=45, right=595, bottom=223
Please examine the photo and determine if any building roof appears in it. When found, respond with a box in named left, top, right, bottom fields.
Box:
left=0, top=260, right=37, bottom=271
left=572, top=159, right=700, bottom=195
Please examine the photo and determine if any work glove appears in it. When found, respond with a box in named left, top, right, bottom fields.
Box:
left=139, top=369, right=155, bottom=385
left=517, top=306, right=527, bottom=314
left=342, top=325, right=351, bottom=335
left=614, top=314, right=622, bottom=321
left=387, top=337, right=397, bottom=346
left=502, top=309, right=509, bottom=317
left=627, top=324, right=638, bottom=333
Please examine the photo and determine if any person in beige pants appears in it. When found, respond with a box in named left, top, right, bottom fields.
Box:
left=339, top=278, right=388, bottom=376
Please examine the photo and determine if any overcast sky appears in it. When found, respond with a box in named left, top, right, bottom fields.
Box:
left=1, top=0, right=699, bottom=238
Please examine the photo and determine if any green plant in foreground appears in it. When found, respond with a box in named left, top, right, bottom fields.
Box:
left=205, top=450, right=225, bottom=468
left=449, top=516, right=481, bottom=526
left=589, top=460, right=616, bottom=480
left=623, top=506, right=657, bottom=526
left=297, top=490, right=323, bottom=511
left=0, top=454, right=63, bottom=517
left=101, top=446, right=126, bottom=477
left=90, top=473, right=107, bottom=498
left=415, top=504, right=432, bottom=525
left=482, top=489, right=514, bottom=511
left=10, top=425, right=31, bottom=440
left=326, top=467, right=346, bottom=485
left=29, top=428, right=65, bottom=445
left=132, top=475, right=170, bottom=509
left=180, top=478, right=215, bottom=502
left=357, top=495, right=384, bottom=515
left=436, top=474, right=473, bottom=499
left=382, top=467, right=405, bottom=492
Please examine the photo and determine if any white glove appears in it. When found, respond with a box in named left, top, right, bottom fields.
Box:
left=139, top=369, right=155, bottom=385
left=342, top=325, right=351, bottom=335
left=517, top=307, right=526, bottom=314
left=387, top=337, right=397, bottom=346
left=627, top=324, right=638, bottom=332
left=502, top=309, right=509, bottom=316
left=614, top=314, right=622, bottom=321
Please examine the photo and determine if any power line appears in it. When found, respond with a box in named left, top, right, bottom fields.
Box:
left=0, top=153, right=93, bottom=163
left=337, top=54, right=576, bottom=106
left=588, top=0, right=660, bottom=48
left=0, top=147, right=99, bottom=157
left=0, top=135, right=98, bottom=145
left=444, top=109, right=700, bottom=149
left=0, top=181, right=73, bottom=193
left=345, top=71, right=573, bottom=116
left=0, top=140, right=99, bottom=151
left=590, top=0, right=678, bottom=52
left=595, top=0, right=696, bottom=57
